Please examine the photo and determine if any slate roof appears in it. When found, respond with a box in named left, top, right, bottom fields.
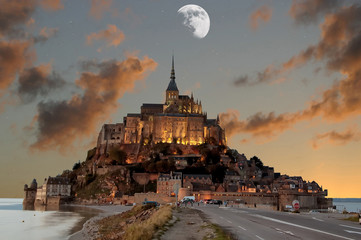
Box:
left=142, top=103, right=164, bottom=108
left=127, top=113, right=141, bottom=117
left=166, top=79, right=178, bottom=91
left=178, top=95, right=190, bottom=100
left=46, top=177, right=70, bottom=185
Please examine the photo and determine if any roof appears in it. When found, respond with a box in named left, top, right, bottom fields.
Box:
left=179, top=95, right=190, bottom=100
left=127, top=113, right=141, bottom=117
left=183, top=174, right=212, bottom=180
left=166, top=79, right=178, bottom=91
left=46, top=177, right=70, bottom=185
left=141, top=103, right=164, bottom=108
left=206, top=119, right=217, bottom=126
left=191, top=182, right=212, bottom=191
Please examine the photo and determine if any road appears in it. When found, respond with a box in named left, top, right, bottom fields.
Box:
left=192, top=204, right=361, bottom=240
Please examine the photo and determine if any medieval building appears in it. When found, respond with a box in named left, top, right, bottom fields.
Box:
left=97, top=56, right=226, bottom=155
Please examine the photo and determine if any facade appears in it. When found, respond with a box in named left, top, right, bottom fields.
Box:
left=23, top=176, right=71, bottom=207
left=157, top=172, right=182, bottom=196
left=96, top=56, right=226, bottom=156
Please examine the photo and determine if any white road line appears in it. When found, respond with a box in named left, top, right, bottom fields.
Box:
left=220, top=216, right=224, bottom=219
left=255, top=235, right=264, bottom=240
left=344, top=230, right=361, bottom=235
left=340, top=224, right=361, bottom=230
left=226, top=220, right=232, bottom=224
left=238, top=225, right=246, bottom=230
left=253, top=214, right=355, bottom=240
left=285, top=231, right=294, bottom=236
left=312, top=217, right=324, bottom=222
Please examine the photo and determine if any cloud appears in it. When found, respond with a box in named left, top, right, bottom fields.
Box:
left=0, top=0, right=36, bottom=37
left=220, top=110, right=301, bottom=139
left=0, top=40, right=32, bottom=95
left=249, top=5, right=273, bottom=30
left=289, top=0, right=342, bottom=24
left=234, top=3, right=361, bottom=124
left=33, top=27, right=58, bottom=43
left=233, top=65, right=278, bottom=86
left=86, top=25, right=125, bottom=51
left=17, top=63, right=65, bottom=102
left=39, top=0, right=64, bottom=11
left=30, top=56, right=157, bottom=151
left=311, top=127, right=361, bottom=149
left=89, top=0, right=118, bottom=20
left=121, top=8, right=142, bottom=26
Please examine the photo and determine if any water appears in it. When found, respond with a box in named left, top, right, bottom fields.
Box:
left=333, top=198, right=361, bottom=213
left=0, top=198, right=98, bottom=240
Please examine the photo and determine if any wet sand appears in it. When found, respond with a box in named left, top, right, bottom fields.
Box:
left=67, top=204, right=132, bottom=240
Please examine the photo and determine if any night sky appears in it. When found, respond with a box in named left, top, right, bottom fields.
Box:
left=1, top=0, right=360, bottom=198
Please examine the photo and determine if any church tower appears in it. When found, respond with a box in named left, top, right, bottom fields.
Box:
left=165, top=55, right=179, bottom=106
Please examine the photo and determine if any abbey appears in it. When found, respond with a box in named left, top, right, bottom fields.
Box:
left=96, top=56, right=226, bottom=155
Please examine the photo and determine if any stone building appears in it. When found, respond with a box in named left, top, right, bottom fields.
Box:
left=157, top=172, right=182, bottom=197
left=23, top=176, right=71, bottom=208
left=96, top=56, right=226, bottom=158
left=35, top=176, right=71, bottom=205
left=23, top=179, right=38, bottom=206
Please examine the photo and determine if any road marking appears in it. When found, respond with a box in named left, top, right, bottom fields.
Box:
left=340, top=224, right=361, bottom=230
left=255, top=235, right=264, bottom=240
left=312, top=217, right=324, bottom=222
left=226, top=220, right=232, bottom=224
left=344, top=230, right=361, bottom=235
left=220, top=216, right=224, bottom=219
left=253, top=214, right=355, bottom=240
left=238, top=225, right=246, bottom=230
left=275, top=228, right=294, bottom=236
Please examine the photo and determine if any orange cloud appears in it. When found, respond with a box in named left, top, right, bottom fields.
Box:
left=0, top=0, right=36, bottom=36
left=30, top=56, right=157, bottom=151
left=34, top=27, right=58, bottom=43
left=89, top=0, right=118, bottom=20
left=86, top=24, right=125, bottom=51
left=289, top=0, right=341, bottom=24
left=39, top=0, right=64, bottom=11
left=234, top=3, right=361, bottom=126
left=220, top=109, right=301, bottom=139
left=0, top=40, right=32, bottom=94
left=311, top=127, right=361, bottom=149
left=17, top=63, right=65, bottom=102
left=249, top=5, right=272, bottom=30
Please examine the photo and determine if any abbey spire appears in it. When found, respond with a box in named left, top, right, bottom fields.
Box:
left=166, top=54, right=179, bottom=105
left=166, top=54, right=178, bottom=92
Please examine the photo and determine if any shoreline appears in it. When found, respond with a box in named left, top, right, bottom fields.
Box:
left=67, top=204, right=132, bottom=240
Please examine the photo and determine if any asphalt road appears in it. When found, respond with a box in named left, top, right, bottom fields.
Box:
left=192, top=204, right=361, bottom=240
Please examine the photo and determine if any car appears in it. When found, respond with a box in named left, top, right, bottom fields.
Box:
left=210, top=200, right=222, bottom=205
left=142, top=201, right=159, bottom=207
left=204, top=199, right=213, bottom=204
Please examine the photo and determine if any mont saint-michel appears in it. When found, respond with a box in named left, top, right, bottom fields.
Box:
left=24, top=57, right=331, bottom=214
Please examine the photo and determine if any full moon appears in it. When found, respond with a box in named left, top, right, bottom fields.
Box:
left=177, top=4, right=210, bottom=39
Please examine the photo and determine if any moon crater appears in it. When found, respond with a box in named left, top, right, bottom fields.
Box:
left=177, top=4, right=210, bottom=39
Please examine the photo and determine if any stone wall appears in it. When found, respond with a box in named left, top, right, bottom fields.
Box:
left=134, top=192, right=176, bottom=204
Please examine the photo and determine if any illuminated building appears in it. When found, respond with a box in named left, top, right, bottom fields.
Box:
left=97, top=56, right=226, bottom=154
